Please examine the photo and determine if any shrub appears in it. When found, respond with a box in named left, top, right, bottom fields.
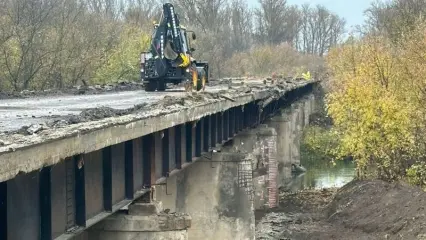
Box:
left=92, top=25, right=151, bottom=84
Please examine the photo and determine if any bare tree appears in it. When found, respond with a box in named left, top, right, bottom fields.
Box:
left=254, top=0, right=298, bottom=45
left=297, top=4, right=345, bottom=56
left=123, top=0, right=161, bottom=29
left=364, top=0, right=426, bottom=41
left=229, top=0, right=254, bottom=53
left=173, top=0, right=228, bottom=33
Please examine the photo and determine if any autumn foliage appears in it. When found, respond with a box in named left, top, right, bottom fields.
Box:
left=325, top=21, right=426, bottom=183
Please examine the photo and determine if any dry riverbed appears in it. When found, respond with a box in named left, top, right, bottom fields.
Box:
left=256, top=180, right=426, bottom=240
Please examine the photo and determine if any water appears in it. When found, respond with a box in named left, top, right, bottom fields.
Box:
left=285, top=159, right=356, bottom=192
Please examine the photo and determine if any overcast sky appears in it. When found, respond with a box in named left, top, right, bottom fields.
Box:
left=247, top=0, right=377, bottom=30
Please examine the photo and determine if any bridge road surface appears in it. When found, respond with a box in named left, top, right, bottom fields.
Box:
left=0, top=85, right=228, bottom=133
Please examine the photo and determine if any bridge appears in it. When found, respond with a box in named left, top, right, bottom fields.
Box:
left=0, top=78, right=318, bottom=240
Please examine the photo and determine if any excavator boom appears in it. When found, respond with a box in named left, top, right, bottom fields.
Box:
left=140, top=2, right=209, bottom=92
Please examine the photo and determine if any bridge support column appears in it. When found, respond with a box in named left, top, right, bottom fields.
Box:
left=264, top=96, right=316, bottom=188
left=0, top=181, right=5, bottom=240
left=211, top=114, right=217, bottom=148
left=238, top=106, right=244, bottom=132
left=87, top=201, right=191, bottom=240
left=185, top=122, right=193, bottom=163
left=224, top=110, right=230, bottom=140
left=195, top=120, right=202, bottom=157
left=175, top=125, right=183, bottom=169
left=217, top=112, right=223, bottom=144
left=203, top=116, right=210, bottom=152
left=143, top=134, right=155, bottom=187
left=229, top=108, right=235, bottom=137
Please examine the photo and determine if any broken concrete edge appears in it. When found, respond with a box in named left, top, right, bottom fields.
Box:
left=0, top=79, right=318, bottom=182
left=89, top=212, right=192, bottom=232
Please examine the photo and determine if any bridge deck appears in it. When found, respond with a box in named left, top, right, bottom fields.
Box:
left=0, top=78, right=318, bottom=240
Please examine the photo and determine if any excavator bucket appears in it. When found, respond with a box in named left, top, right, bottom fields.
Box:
left=163, top=41, right=179, bottom=60
left=184, top=68, right=202, bottom=94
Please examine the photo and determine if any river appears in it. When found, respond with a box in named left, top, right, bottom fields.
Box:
left=284, top=158, right=356, bottom=192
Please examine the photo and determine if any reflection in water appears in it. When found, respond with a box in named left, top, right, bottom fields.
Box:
left=286, top=160, right=356, bottom=192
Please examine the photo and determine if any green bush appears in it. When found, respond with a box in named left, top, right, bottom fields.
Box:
left=406, top=163, right=426, bottom=188
left=301, top=125, right=341, bottom=163
left=92, top=25, right=151, bottom=84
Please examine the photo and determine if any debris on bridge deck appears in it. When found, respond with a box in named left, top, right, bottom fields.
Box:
left=0, top=77, right=317, bottom=150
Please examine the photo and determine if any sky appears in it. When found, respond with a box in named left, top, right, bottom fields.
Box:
left=248, top=0, right=377, bottom=30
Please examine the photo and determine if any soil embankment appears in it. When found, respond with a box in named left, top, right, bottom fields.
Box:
left=256, top=180, right=426, bottom=240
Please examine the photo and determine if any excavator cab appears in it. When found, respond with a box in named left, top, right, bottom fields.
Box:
left=140, top=3, right=208, bottom=92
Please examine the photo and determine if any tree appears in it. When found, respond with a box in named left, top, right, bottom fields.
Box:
left=298, top=4, right=346, bottom=56
left=364, top=0, right=426, bottom=42
left=254, top=0, right=300, bottom=45
left=325, top=22, right=426, bottom=180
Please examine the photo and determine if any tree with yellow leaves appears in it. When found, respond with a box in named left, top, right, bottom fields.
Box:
left=325, top=28, right=426, bottom=181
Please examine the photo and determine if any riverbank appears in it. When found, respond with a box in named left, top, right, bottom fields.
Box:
left=256, top=179, right=426, bottom=240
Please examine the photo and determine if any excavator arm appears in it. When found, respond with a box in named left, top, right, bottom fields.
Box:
left=140, top=2, right=208, bottom=92
left=150, top=3, right=190, bottom=68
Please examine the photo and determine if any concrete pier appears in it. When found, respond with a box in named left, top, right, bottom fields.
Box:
left=152, top=152, right=255, bottom=240
left=266, top=95, right=316, bottom=190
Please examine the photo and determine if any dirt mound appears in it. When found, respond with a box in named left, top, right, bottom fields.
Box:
left=256, top=188, right=373, bottom=240
left=257, top=180, right=426, bottom=240
left=326, top=180, right=426, bottom=239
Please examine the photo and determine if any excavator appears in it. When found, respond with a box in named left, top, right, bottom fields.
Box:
left=140, top=3, right=209, bottom=92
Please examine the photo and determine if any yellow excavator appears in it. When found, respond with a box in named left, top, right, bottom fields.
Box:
left=140, top=2, right=209, bottom=92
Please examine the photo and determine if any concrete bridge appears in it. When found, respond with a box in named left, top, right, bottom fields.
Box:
left=0, top=78, right=318, bottom=240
